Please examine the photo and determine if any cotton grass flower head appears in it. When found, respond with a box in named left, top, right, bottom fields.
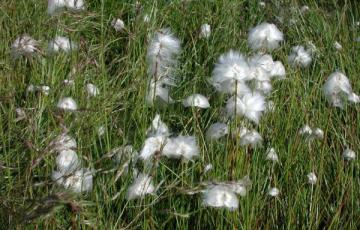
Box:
left=205, top=122, right=229, bottom=141
left=343, top=148, right=356, bottom=161
left=52, top=168, right=93, bottom=193
left=146, top=114, right=170, bottom=137
left=48, top=36, right=77, bottom=53
left=11, top=35, right=39, bottom=58
left=162, top=135, right=199, bottom=160
left=202, top=185, right=239, bottom=211
left=126, top=173, right=155, bottom=200
left=307, top=172, right=317, bottom=185
left=225, top=92, right=266, bottom=124
left=86, top=83, right=99, bottom=97
left=199, top=23, right=211, bottom=38
left=299, top=125, right=324, bottom=141
left=48, top=0, right=65, bottom=15
left=57, top=97, right=78, bottom=111
left=139, top=136, right=167, bottom=160
left=50, top=134, right=77, bottom=152
left=26, top=85, right=50, bottom=95
left=183, top=94, right=210, bottom=109
left=203, top=164, right=213, bottom=173
left=147, top=28, right=180, bottom=82
left=235, top=127, right=263, bottom=148
left=112, top=18, right=125, bottom=32
left=268, top=187, right=280, bottom=197
left=334, top=41, right=342, bottom=50
left=323, top=71, right=359, bottom=108
left=288, top=45, right=312, bottom=67
left=146, top=79, right=174, bottom=106
left=248, top=22, right=284, bottom=51
left=56, top=149, right=80, bottom=174
left=265, top=148, right=278, bottom=162
left=211, top=50, right=251, bottom=84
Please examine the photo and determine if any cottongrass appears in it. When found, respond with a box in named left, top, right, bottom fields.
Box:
left=57, top=97, right=78, bottom=111
left=52, top=168, right=93, bottom=193
left=182, top=94, right=210, bottom=109
left=86, top=83, right=100, bottom=97
left=288, top=45, right=312, bottom=67
left=199, top=23, right=211, bottom=38
left=205, top=122, right=229, bottom=141
left=111, top=18, right=125, bottom=32
left=248, top=22, right=284, bottom=51
left=48, top=36, right=77, bottom=53
left=307, top=172, right=317, bottom=185
left=323, top=71, right=359, bottom=108
left=202, top=185, right=239, bottom=210
left=11, top=35, right=39, bottom=58
left=268, top=187, right=280, bottom=197
left=265, top=148, right=279, bottom=162
left=235, top=127, right=263, bottom=148
left=343, top=148, right=356, bottom=161
left=126, top=173, right=155, bottom=200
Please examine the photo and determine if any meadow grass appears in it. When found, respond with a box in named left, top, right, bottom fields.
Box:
left=0, top=0, right=360, bottom=229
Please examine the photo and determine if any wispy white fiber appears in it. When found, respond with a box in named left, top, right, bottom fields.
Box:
left=202, top=185, right=239, bottom=211
left=343, top=148, right=356, bottom=161
left=248, top=22, right=284, bottom=51
left=307, top=172, right=317, bottom=185
left=57, top=97, right=78, bottom=111
left=112, top=18, right=125, bottom=32
left=146, top=114, right=170, bottom=137
left=52, top=168, right=93, bottom=193
left=56, top=149, right=80, bottom=174
left=26, top=85, right=50, bottom=95
left=48, top=36, right=77, bottom=53
left=86, top=83, right=99, bottom=97
left=139, top=136, right=167, bottom=160
left=48, top=0, right=85, bottom=15
left=126, top=173, right=155, bottom=200
left=268, top=187, right=280, bottom=197
left=334, top=41, right=342, bottom=50
left=236, top=127, right=263, bottom=148
left=288, top=45, right=312, bottom=67
left=323, top=71, right=359, bottom=108
left=199, top=23, right=211, bottom=38
left=50, top=134, right=77, bottom=153
left=146, top=79, right=174, bottom=106
left=205, top=122, right=229, bottom=141
left=182, top=94, right=210, bottom=109
left=162, top=135, right=199, bottom=160
left=298, top=125, right=324, bottom=141
left=11, top=35, right=39, bottom=58
left=225, top=92, right=266, bottom=124
left=266, top=148, right=279, bottom=162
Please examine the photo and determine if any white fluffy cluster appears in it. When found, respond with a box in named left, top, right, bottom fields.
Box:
left=126, top=173, right=155, bottom=200
left=265, top=148, right=279, bottom=162
left=146, top=29, right=181, bottom=106
left=139, top=114, right=199, bottom=161
left=323, top=71, right=359, bottom=108
left=298, top=125, right=324, bottom=141
left=48, top=0, right=85, bottom=15
left=48, top=36, right=77, bottom=53
left=111, top=18, right=125, bottom=32
left=205, top=122, right=228, bottom=141
left=343, top=148, right=356, bottom=161
left=268, top=187, right=280, bottom=197
left=86, top=83, right=100, bottom=97
left=199, top=23, right=211, bottom=38
left=202, top=176, right=251, bottom=210
left=307, top=172, right=317, bottom=185
left=50, top=134, right=93, bottom=193
left=26, top=84, right=50, bottom=95
left=182, top=94, right=210, bottom=109
left=235, top=127, right=263, bottom=148
left=11, top=35, right=39, bottom=58
left=57, top=97, right=78, bottom=111
left=248, top=22, right=284, bottom=51
left=288, top=45, right=312, bottom=67
left=210, top=50, right=285, bottom=124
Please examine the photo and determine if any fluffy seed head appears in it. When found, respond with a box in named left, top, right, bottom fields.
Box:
left=200, top=23, right=211, bottom=38
left=56, top=149, right=80, bottom=174
left=112, top=18, right=125, bottom=31
left=48, top=36, right=77, bottom=53
left=248, top=22, right=284, bottom=51
left=183, top=94, right=210, bottom=109
left=205, top=122, right=228, bottom=141
left=11, top=35, right=39, bottom=58
left=268, top=187, right=280, bottom=197
left=162, top=135, right=199, bottom=160
left=126, top=173, right=155, bottom=200
left=343, top=148, right=356, bottom=161
left=323, top=71, right=355, bottom=108
left=202, top=185, right=239, bottom=211
left=57, top=97, right=78, bottom=111
left=288, top=45, right=312, bottom=67
left=307, top=172, right=317, bottom=185
left=86, top=83, right=99, bottom=97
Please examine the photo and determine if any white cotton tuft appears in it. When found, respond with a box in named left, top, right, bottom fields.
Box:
left=202, top=185, right=239, bottom=211
left=204, top=164, right=213, bottom=173
left=210, top=79, right=251, bottom=96
left=248, top=22, right=284, bottom=51
left=57, top=97, right=78, bottom=111
left=225, top=93, right=266, bottom=124
left=126, top=173, right=155, bottom=200
left=11, top=35, right=39, bottom=58
left=26, top=85, right=50, bottom=95
left=323, top=71, right=358, bottom=108
left=268, top=187, right=280, bottom=197
left=147, top=28, right=180, bottom=83
left=266, top=148, right=278, bottom=162
left=182, top=94, right=210, bottom=109
left=300, top=5, right=310, bottom=13
left=146, top=114, right=170, bottom=137
left=52, top=168, right=93, bottom=193
left=288, top=45, right=312, bottom=67
left=143, top=14, right=150, bottom=23
left=48, top=36, right=77, bottom=53
left=139, top=136, right=167, bottom=160
left=56, top=149, right=80, bottom=174
left=334, top=41, right=342, bottom=50
left=146, top=79, right=174, bottom=106
left=348, top=92, right=360, bottom=104
left=307, top=172, right=317, bottom=185
left=236, top=127, right=263, bottom=148
left=97, top=126, right=106, bottom=136
left=162, top=135, right=199, bottom=160
left=254, top=80, right=272, bottom=95
left=86, top=83, right=99, bottom=97
left=205, top=122, right=229, bottom=141
left=48, top=0, right=65, bottom=15
left=211, top=50, right=251, bottom=84
left=50, top=134, right=77, bottom=152
left=200, top=23, right=211, bottom=38
left=112, top=18, right=125, bottom=32
left=64, top=0, right=85, bottom=11
left=270, top=61, right=286, bottom=79
left=299, top=125, right=324, bottom=141
left=343, top=148, right=356, bottom=161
